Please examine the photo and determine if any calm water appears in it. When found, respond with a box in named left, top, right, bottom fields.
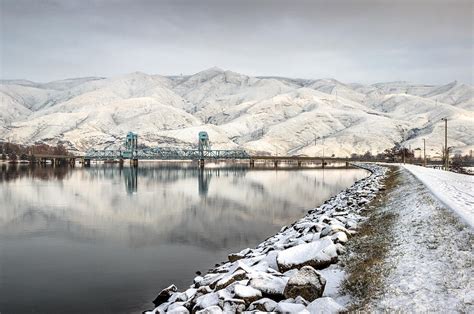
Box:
left=0, top=162, right=368, bottom=313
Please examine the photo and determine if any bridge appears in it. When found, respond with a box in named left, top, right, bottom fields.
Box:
left=83, top=131, right=252, bottom=167
left=81, top=131, right=349, bottom=168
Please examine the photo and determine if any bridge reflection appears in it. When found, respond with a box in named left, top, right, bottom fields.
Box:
left=122, top=166, right=138, bottom=194
left=119, top=164, right=235, bottom=197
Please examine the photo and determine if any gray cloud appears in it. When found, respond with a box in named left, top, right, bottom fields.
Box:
left=1, top=0, right=472, bottom=84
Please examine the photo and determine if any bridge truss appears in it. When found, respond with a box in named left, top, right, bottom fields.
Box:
left=84, top=147, right=250, bottom=161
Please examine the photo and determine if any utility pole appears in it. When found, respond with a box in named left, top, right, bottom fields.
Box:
left=423, top=138, right=426, bottom=167
left=322, top=138, right=325, bottom=159
left=441, top=118, right=448, bottom=170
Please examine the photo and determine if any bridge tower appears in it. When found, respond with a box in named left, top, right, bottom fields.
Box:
left=198, top=131, right=210, bottom=168
left=124, top=132, right=138, bottom=166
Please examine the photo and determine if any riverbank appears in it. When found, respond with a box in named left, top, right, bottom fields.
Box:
left=342, top=166, right=473, bottom=311
left=145, top=163, right=388, bottom=313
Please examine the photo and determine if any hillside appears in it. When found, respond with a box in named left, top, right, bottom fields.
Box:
left=1, top=68, right=472, bottom=156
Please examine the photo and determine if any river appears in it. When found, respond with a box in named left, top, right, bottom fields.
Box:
left=0, top=162, right=368, bottom=313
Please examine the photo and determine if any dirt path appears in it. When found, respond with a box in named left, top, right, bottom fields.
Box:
left=343, top=166, right=473, bottom=311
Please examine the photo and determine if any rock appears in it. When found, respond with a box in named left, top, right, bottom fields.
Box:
left=306, top=297, right=347, bottom=313
left=194, top=276, right=204, bottom=286
left=184, top=288, right=197, bottom=300
left=216, top=288, right=233, bottom=301
left=275, top=301, right=309, bottom=313
left=196, top=286, right=212, bottom=296
left=320, top=225, right=350, bottom=237
left=167, top=303, right=190, bottom=313
left=248, top=273, right=288, bottom=300
left=195, top=305, right=223, bottom=314
left=277, top=238, right=338, bottom=272
left=153, top=301, right=170, bottom=313
left=294, top=295, right=309, bottom=305
left=335, top=243, right=346, bottom=255
left=228, top=253, right=245, bottom=262
left=283, top=269, right=298, bottom=277
left=228, top=248, right=251, bottom=262
left=331, top=231, right=348, bottom=244
left=215, top=269, right=247, bottom=290
left=196, top=274, right=222, bottom=288
left=221, top=298, right=246, bottom=312
left=153, top=284, right=177, bottom=306
left=193, top=292, right=220, bottom=312
left=248, top=298, right=278, bottom=312
left=256, top=250, right=279, bottom=271
left=345, top=219, right=357, bottom=229
left=358, top=197, right=369, bottom=205
left=233, top=284, right=262, bottom=304
left=283, top=266, right=326, bottom=302
left=168, top=292, right=188, bottom=303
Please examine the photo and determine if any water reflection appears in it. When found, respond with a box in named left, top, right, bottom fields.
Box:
left=0, top=162, right=368, bottom=314
left=123, top=166, right=138, bottom=194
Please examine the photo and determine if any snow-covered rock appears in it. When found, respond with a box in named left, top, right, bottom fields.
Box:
left=277, top=237, right=338, bottom=272
left=144, top=164, right=389, bottom=313
left=306, top=296, right=348, bottom=313
left=152, top=284, right=177, bottom=306
left=283, top=266, right=326, bottom=301
left=276, top=301, right=309, bottom=313
left=195, top=305, right=223, bottom=314
left=248, top=273, right=288, bottom=299
left=247, top=298, right=278, bottom=312
left=233, top=284, right=262, bottom=303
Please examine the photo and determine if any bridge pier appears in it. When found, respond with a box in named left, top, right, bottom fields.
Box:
left=273, top=160, right=278, bottom=168
left=84, top=159, right=91, bottom=167
left=131, top=159, right=138, bottom=167
left=249, top=159, right=254, bottom=168
left=199, top=159, right=205, bottom=169
left=297, top=160, right=302, bottom=168
left=345, top=161, right=349, bottom=168
left=322, top=159, right=325, bottom=169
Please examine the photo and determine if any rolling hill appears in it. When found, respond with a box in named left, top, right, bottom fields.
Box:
left=1, top=68, right=472, bottom=157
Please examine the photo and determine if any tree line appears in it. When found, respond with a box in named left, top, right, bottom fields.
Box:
left=0, top=142, right=70, bottom=161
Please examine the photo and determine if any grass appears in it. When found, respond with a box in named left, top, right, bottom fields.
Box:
left=340, top=166, right=400, bottom=310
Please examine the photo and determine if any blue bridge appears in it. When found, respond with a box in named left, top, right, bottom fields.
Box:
left=84, top=131, right=251, bottom=166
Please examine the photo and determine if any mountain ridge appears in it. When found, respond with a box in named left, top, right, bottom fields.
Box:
left=1, top=68, right=472, bottom=157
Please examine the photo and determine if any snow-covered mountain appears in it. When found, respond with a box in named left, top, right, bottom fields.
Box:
left=1, top=68, right=473, bottom=156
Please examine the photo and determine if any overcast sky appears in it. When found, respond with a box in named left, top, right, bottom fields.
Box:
left=1, top=0, right=472, bottom=84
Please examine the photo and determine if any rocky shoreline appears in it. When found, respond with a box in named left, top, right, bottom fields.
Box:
left=146, top=163, right=388, bottom=313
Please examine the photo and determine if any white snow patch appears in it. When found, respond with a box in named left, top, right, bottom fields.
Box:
left=403, top=164, right=474, bottom=228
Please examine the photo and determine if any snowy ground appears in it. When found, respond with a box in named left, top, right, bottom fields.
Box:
left=403, top=164, right=474, bottom=228
left=363, top=167, right=473, bottom=312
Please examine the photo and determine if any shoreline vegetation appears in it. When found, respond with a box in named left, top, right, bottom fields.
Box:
left=145, top=163, right=388, bottom=313
left=0, top=142, right=71, bottom=162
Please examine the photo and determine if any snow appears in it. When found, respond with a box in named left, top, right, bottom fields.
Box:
left=403, top=164, right=474, bottom=228
left=364, top=167, right=473, bottom=312
left=275, top=301, right=309, bottom=313
left=233, top=284, right=262, bottom=299
left=1, top=69, right=472, bottom=155
left=306, top=297, right=348, bottom=313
